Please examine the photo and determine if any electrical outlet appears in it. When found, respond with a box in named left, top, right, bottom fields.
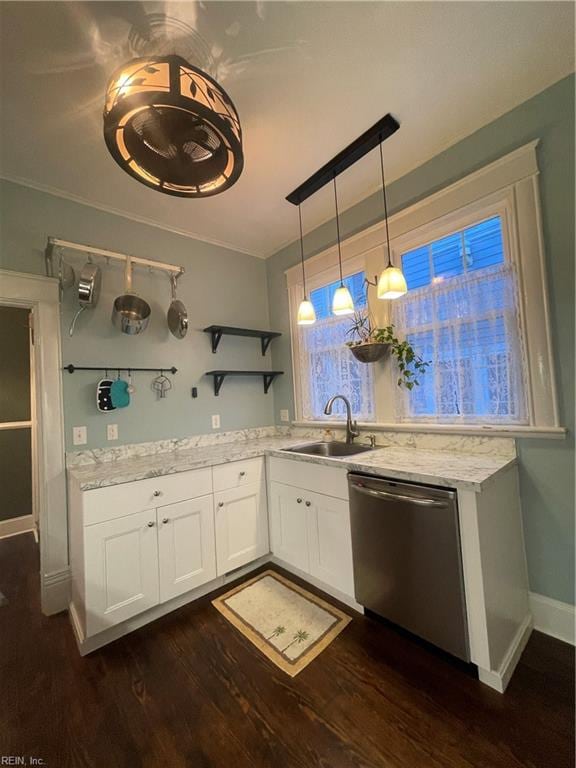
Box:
left=107, top=424, right=119, bottom=441
left=280, top=409, right=290, bottom=423
left=211, top=414, right=221, bottom=429
left=72, top=426, right=87, bottom=446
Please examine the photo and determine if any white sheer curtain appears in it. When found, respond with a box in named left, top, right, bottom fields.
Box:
left=394, top=262, right=528, bottom=423
left=298, top=314, right=375, bottom=421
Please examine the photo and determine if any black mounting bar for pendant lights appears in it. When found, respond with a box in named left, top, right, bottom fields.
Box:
left=286, top=114, right=399, bottom=205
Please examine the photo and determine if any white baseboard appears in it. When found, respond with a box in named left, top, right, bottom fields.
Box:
left=478, top=613, right=533, bottom=693
left=42, top=567, right=71, bottom=616
left=530, top=592, right=575, bottom=646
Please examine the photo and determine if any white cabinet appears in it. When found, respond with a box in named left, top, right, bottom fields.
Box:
left=158, top=495, right=216, bottom=602
left=268, top=477, right=354, bottom=597
left=84, top=509, right=160, bottom=637
left=214, top=481, right=268, bottom=576
left=269, top=482, right=309, bottom=572
left=306, top=489, right=354, bottom=596
left=69, top=459, right=269, bottom=644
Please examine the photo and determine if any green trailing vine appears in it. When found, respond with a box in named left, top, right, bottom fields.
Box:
left=345, top=310, right=430, bottom=390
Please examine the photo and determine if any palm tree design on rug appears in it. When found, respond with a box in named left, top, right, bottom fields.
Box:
left=267, top=625, right=286, bottom=640
left=281, top=629, right=310, bottom=654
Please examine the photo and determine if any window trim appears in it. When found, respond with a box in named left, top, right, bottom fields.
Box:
left=286, top=140, right=561, bottom=433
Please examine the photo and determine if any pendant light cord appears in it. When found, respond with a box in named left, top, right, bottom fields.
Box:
left=379, top=140, right=393, bottom=268
left=332, top=176, right=344, bottom=285
left=298, top=204, right=307, bottom=298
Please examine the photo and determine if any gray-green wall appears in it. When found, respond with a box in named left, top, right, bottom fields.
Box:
left=266, top=75, right=575, bottom=606
left=0, top=180, right=274, bottom=450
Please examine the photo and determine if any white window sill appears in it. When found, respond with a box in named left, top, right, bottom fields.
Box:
left=292, top=421, right=567, bottom=440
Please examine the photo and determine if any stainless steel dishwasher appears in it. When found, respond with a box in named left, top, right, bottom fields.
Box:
left=348, top=473, right=469, bottom=661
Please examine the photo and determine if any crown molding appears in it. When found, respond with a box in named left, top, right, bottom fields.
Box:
left=0, top=173, right=266, bottom=260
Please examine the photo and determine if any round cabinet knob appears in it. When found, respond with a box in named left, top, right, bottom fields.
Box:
left=147, top=521, right=155, bottom=527
left=153, top=490, right=162, bottom=497
left=239, top=471, right=246, bottom=477
left=218, top=502, right=224, bottom=508
left=162, top=518, right=169, bottom=524
left=297, top=498, right=302, bottom=504
left=305, top=501, right=311, bottom=507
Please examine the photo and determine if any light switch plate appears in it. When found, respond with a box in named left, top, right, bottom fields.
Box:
left=72, top=426, right=87, bottom=446
left=211, top=414, right=221, bottom=429
left=107, top=424, right=119, bottom=441
left=280, top=409, right=290, bottom=422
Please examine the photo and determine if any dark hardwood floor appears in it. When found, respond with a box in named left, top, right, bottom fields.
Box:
left=1, top=532, right=573, bottom=768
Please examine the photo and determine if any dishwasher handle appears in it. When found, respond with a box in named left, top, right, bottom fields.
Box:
left=350, top=483, right=448, bottom=508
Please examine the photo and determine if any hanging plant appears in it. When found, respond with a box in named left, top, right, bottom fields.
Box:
left=345, top=309, right=430, bottom=389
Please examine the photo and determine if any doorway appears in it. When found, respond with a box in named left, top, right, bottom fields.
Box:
left=0, top=305, right=36, bottom=539
left=0, top=269, right=67, bottom=615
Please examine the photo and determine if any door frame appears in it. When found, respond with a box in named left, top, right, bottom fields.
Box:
left=0, top=270, right=68, bottom=615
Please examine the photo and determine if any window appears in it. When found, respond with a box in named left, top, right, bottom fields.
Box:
left=394, top=216, right=528, bottom=424
left=296, top=271, right=375, bottom=421
left=287, top=142, right=560, bottom=434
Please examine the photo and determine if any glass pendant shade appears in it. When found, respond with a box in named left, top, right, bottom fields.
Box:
left=332, top=284, right=355, bottom=315
left=377, top=265, right=408, bottom=299
left=297, top=298, right=317, bottom=325
left=103, top=55, right=243, bottom=197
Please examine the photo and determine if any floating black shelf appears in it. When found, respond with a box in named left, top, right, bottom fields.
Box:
left=203, top=325, right=281, bottom=356
left=205, top=370, right=284, bottom=396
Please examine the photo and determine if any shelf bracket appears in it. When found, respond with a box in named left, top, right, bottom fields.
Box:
left=261, top=335, right=273, bottom=357
left=210, top=329, right=224, bottom=354
left=212, top=373, right=226, bottom=396
left=263, top=373, right=276, bottom=394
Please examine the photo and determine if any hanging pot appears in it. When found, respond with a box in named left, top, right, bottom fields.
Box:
left=112, top=257, right=151, bottom=335
left=69, top=258, right=102, bottom=336
left=349, top=342, right=390, bottom=363
left=167, top=272, right=188, bottom=339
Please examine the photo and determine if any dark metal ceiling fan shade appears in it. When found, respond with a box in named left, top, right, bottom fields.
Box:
left=103, top=55, right=243, bottom=197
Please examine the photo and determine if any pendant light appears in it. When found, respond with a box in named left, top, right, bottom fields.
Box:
left=103, top=54, right=243, bottom=197
left=376, top=142, right=407, bottom=300
left=331, top=176, right=355, bottom=316
left=296, top=204, right=316, bottom=325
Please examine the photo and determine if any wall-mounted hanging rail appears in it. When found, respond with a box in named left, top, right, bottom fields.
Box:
left=64, top=365, right=178, bottom=374
left=286, top=113, right=399, bottom=205
left=47, top=237, right=184, bottom=276
left=205, top=370, right=283, bottom=396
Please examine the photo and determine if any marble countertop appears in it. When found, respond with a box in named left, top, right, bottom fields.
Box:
left=68, top=436, right=515, bottom=493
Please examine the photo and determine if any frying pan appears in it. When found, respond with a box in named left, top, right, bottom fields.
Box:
left=69, top=258, right=102, bottom=336
left=112, top=257, right=151, bottom=335
left=167, top=272, right=188, bottom=339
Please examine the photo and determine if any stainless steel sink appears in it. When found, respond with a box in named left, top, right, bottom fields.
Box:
left=281, top=441, right=374, bottom=457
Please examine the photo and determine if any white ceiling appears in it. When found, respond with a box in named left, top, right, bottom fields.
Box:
left=0, top=1, right=574, bottom=258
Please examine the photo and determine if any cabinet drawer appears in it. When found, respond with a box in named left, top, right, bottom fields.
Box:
left=212, top=457, right=264, bottom=492
left=267, top=457, right=348, bottom=500
left=82, top=468, right=213, bottom=526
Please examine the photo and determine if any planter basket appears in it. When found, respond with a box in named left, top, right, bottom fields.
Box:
left=349, top=343, right=390, bottom=363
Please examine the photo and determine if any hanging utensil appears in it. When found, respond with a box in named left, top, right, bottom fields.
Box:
left=112, top=256, right=151, bottom=335
left=69, top=257, right=102, bottom=336
left=96, top=378, right=116, bottom=412
left=152, top=372, right=172, bottom=399
left=167, top=271, right=188, bottom=339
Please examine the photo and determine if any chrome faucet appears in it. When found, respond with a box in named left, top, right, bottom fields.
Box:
left=324, top=395, right=360, bottom=444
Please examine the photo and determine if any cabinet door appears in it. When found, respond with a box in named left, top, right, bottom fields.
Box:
left=214, top=481, right=268, bottom=576
left=157, top=494, right=216, bottom=603
left=84, top=510, right=160, bottom=637
left=268, top=481, right=309, bottom=572
left=306, top=489, right=355, bottom=597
